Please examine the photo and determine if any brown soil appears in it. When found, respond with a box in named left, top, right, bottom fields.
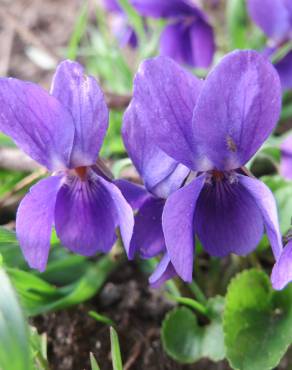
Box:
left=33, top=262, right=232, bottom=370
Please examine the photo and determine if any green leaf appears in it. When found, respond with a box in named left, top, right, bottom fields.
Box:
left=7, top=255, right=119, bottom=316
left=29, top=327, right=49, bottom=370
left=0, top=268, right=33, bottom=370
left=166, top=294, right=209, bottom=317
left=0, top=228, right=120, bottom=316
left=0, top=227, right=27, bottom=268
left=110, top=327, right=123, bottom=370
left=226, top=0, right=249, bottom=49
left=224, top=269, right=292, bottom=370
left=89, top=310, right=115, bottom=327
left=90, top=353, right=101, bottom=370
left=161, top=296, right=225, bottom=364
left=226, top=0, right=265, bottom=50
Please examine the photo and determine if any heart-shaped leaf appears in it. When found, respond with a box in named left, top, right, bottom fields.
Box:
left=224, top=269, right=292, bottom=370
left=161, top=296, right=225, bottom=364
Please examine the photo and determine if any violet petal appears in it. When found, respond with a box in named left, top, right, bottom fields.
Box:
left=162, top=174, right=206, bottom=282
left=280, top=134, right=292, bottom=180
left=55, top=172, right=133, bottom=256
left=192, top=50, right=281, bottom=171
left=239, top=175, right=283, bottom=260
left=195, top=175, right=264, bottom=257
left=149, top=254, right=177, bottom=288
left=130, top=195, right=165, bottom=259
left=51, top=60, right=109, bottom=168
left=0, top=78, right=75, bottom=171
left=271, top=240, right=292, bottom=290
left=123, top=95, right=189, bottom=197
left=130, top=56, right=203, bottom=170
left=16, top=176, right=62, bottom=271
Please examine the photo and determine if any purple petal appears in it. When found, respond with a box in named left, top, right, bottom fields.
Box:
left=192, top=50, right=281, bottom=171
left=103, top=0, right=122, bottom=12
left=239, top=175, right=283, bottom=260
left=271, top=240, right=292, bottom=290
left=162, top=174, right=206, bottom=282
left=160, top=19, right=214, bottom=68
left=51, top=60, right=109, bottom=168
left=115, top=179, right=149, bottom=209
left=130, top=0, right=196, bottom=18
left=130, top=56, right=203, bottom=170
left=195, top=175, right=264, bottom=257
left=55, top=172, right=133, bottom=256
left=130, top=195, right=165, bottom=259
left=123, top=95, right=189, bottom=198
left=100, top=177, right=134, bottom=256
left=275, top=51, right=292, bottom=91
left=189, top=18, right=215, bottom=68
left=111, top=16, right=138, bottom=48
left=149, top=254, right=177, bottom=288
left=247, top=0, right=291, bottom=41
left=150, top=163, right=189, bottom=199
left=16, top=176, right=62, bottom=271
left=0, top=79, right=75, bottom=171
left=280, top=134, right=292, bottom=180
left=284, top=0, right=292, bottom=16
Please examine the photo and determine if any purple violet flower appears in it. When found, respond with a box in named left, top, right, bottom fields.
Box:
left=125, top=50, right=289, bottom=289
left=247, top=0, right=292, bottom=90
left=118, top=80, right=190, bottom=286
left=131, top=0, right=215, bottom=68
left=102, top=0, right=138, bottom=48
left=280, top=134, right=292, bottom=180
left=0, top=60, right=134, bottom=271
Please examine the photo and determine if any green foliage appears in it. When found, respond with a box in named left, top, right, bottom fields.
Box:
left=89, top=310, right=115, bottom=326
left=224, top=269, right=292, bottom=370
left=0, top=268, right=33, bottom=370
left=0, top=228, right=119, bottom=316
left=110, top=327, right=123, bottom=370
left=67, top=2, right=89, bottom=60
left=226, top=0, right=265, bottom=50
left=226, top=0, right=249, bottom=49
left=90, top=353, right=101, bottom=370
left=117, top=0, right=145, bottom=45
left=161, top=297, right=225, bottom=364
left=29, top=327, right=49, bottom=370
left=101, top=111, right=125, bottom=158
left=0, top=170, right=26, bottom=197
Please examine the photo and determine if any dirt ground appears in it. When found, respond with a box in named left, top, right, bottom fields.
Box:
left=33, top=262, right=232, bottom=370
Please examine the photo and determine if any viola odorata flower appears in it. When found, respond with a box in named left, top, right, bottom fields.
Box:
left=120, top=59, right=193, bottom=286
left=129, top=51, right=284, bottom=287
left=131, top=0, right=215, bottom=68
left=102, top=0, right=138, bottom=48
left=247, top=0, right=292, bottom=90
left=0, top=60, right=134, bottom=271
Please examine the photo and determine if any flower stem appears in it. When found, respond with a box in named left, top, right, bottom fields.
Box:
left=166, top=294, right=210, bottom=318
left=189, top=280, right=207, bottom=304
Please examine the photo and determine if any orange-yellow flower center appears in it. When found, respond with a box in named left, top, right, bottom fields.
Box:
left=212, top=170, right=224, bottom=181
left=75, top=166, right=87, bottom=180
